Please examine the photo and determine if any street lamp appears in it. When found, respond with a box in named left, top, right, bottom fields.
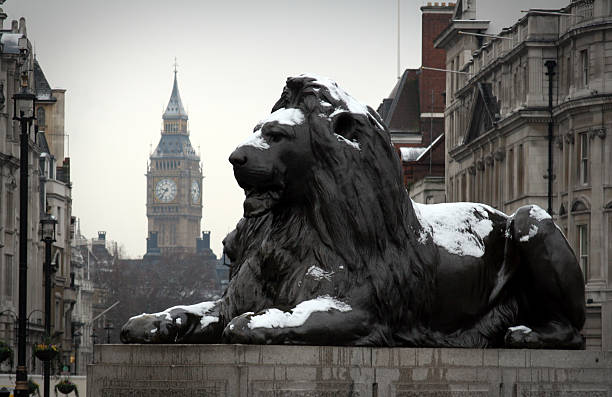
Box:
left=13, top=69, right=36, bottom=397
left=72, top=331, right=81, bottom=375
left=40, top=213, right=56, bottom=397
left=103, top=323, right=114, bottom=344
left=90, top=329, right=98, bottom=364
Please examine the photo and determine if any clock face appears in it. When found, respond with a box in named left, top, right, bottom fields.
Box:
left=155, top=179, right=177, bottom=202
left=191, top=180, right=200, bottom=203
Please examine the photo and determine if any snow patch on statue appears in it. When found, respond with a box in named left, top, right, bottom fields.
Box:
left=237, top=108, right=305, bottom=150
left=299, top=73, right=385, bottom=130
left=247, top=296, right=351, bottom=329
left=529, top=205, right=551, bottom=222
left=129, top=301, right=219, bottom=330
left=306, top=265, right=334, bottom=281
left=334, top=133, right=360, bottom=150
left=413, top=202, right=497, bottom=257
left=520, top=225, right=539, bottom=242
left=509, top=325, right=532, bottom=334
left=257, top=107, right=305, bottom=127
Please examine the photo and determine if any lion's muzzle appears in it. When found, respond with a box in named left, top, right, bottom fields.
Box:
left=229, top=146, right=283, bottom=218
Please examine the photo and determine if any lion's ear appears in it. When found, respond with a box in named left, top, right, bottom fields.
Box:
left=332, top=112, right=358, bottom=141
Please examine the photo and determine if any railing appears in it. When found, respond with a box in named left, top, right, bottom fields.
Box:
left=561, top=0, right=596, bottom=35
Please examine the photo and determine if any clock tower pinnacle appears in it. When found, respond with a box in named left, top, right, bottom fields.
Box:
left=145, top=67, right=203, bottom=255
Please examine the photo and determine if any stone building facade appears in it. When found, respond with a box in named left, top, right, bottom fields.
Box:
left=146, top=70, right=203, bottom=256
left=435, top=0, right=612, bottom=349
left=34, top=58, right=76, bottom=365
left=0, top=9, right=78, bottom=375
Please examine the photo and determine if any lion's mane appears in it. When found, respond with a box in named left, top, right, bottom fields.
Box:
left=221, top=76, right=439, bottom=344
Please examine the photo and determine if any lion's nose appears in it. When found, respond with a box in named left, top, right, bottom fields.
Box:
left=229, top=149, right=247, bottom=167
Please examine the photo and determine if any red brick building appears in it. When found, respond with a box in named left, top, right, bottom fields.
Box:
left=377, top=2, right=453, bottom=202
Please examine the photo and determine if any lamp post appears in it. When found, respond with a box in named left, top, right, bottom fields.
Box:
left=72, top=331, right=81, bottom=375
left=13, top=70, right=36, bottom=397
left=40, top=214, right=56, bottom=397
left=103, top=323, right=114, bottom=344
left=90, top=329, right=97, bottom=364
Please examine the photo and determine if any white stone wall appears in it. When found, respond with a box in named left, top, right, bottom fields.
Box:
left=439, top=0, right=612, bottom=349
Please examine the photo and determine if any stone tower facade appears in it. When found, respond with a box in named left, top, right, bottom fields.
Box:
left=146, top=70, right=202, bottom=255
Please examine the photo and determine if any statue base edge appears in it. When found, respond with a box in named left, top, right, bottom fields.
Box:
left=87, top=344, right=612, bottom=397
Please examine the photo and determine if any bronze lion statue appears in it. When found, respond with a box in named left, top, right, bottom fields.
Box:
left=121, top=74, right=585, bottom=348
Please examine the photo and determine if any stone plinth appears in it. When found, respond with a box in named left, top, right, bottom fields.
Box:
left=87, top=344, right=612, bottom=397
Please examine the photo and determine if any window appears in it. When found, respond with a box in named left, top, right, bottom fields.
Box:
left=450, top=59, right=455, bottom=95
left=469, top=172, right=475, bottom=201
left=449, top=113, right=455, bottom=147
left=563, top=141, right=569, bottom=190
left=461, top=173, right=467, bottom=201
left=577, top=224, right=588, bottom=283
left=580, top=49, right=589, bottom=87
left=517, top=144, right=524, bottom=196
left=4, top=255, right=13, bottom=299
left=507, top=148, right=514, bottom=200
left=484, top=164, right=490, bottom=204
left=55, top=300, right=60, bottom=331
left=579, top=133, right=589, bottom=185
left=566, top=56, right=572, bottom=93
left=36, top=107, right=46, bottom=127
left=494, top=160, right=500, bottom=206
left=57, top=206, right=62, bottom=236
left=6, top=191, right=13, bottom=229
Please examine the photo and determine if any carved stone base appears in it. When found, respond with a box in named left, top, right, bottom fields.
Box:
left=86, top=345, right=612, bottom=397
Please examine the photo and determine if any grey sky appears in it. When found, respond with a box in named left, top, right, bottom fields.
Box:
left=5, top=0, right=566, bottom=257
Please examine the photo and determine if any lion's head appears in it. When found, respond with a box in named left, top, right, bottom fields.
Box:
left=229, top=74, right=403, bottom=221
left=227, top=75, right=436, bottom=319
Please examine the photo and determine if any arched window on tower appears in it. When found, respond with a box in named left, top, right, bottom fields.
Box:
left=37, top=107, right=46, bottom=128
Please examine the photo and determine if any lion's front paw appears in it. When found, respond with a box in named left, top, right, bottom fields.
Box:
left=222, top=313, right=268, bottom=344
left=504, top=325, right=539, bottom=348
left=120, top=312, right=181, bottom=344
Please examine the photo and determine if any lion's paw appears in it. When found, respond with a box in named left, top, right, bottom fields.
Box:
left=504, top=325, right=539, bottom=348
left=222, top=313, right=268, bottom=344
left=120, top=312, right=181, bottom=344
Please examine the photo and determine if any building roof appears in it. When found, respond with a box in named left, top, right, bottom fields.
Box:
left=464, top=82, right=499, bottom=144
left=33, top=59, right=56, bottom=102
left=151, top=133, right=199, bottom=160
left=0, top=32, right=23, bottom=54
left=163, top=71, right=188, bottom=120
left=377, top=69, right=420, bottom=134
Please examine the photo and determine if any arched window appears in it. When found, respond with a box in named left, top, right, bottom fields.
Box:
left=36, top=107, right=46, bottom=127
left=571, top=199, right=589, bottom=213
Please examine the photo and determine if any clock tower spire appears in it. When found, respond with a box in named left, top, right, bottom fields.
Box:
left=146, top=66, right=203, bottom=256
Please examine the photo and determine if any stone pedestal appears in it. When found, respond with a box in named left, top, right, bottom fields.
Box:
left=87, top=344, right=612, bottom=397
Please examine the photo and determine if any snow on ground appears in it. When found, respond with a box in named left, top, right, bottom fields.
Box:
left=248, top=296, right=351, bottom=329
left=413, top=201, right=497, bottom=257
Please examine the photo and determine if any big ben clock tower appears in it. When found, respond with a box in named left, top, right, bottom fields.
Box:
left=146, top=68, right=203, bottom=255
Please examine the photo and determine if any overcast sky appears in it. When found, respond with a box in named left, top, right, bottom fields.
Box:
left=5, top=0, right=566, bottom=258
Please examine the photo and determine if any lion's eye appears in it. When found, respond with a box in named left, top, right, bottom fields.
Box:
left=266, top=132, right=285, bottom=143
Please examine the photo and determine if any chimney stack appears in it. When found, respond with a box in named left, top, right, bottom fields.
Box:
left=0, top=7, right=6, bottom=30
left=11, top=19, right=17, bottom=33
left=18, top=17, right=26, bottom=36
